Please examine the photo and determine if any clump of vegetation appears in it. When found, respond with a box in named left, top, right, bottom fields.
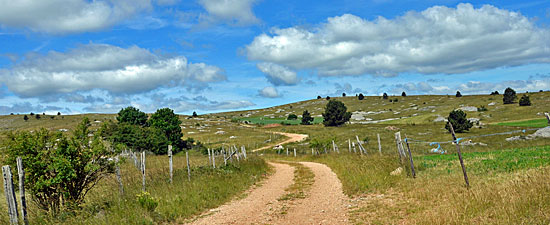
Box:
left=358, top=93, right=364, bottom=100
left=322, top=100, right=351, bottom=127
left=117, top=106, right=147, bottom=126
left=287, top=114, right=298, bottom=120
left=477, top=105, right=488, bottom=112
left=301, top=110, right=313, bottom=125
left=136, top=192, right=159, bottom=212
left=4, top=118, right=116, bottom=212
left=383, top=92, right=388, bottom=99
left=23, top=115, right=28, bottom=121
left=317, top=95, right=322, bottom=99
left=326, top=96, right=331, bottom=100
left=445, top=109, right=473, bottom=133
left=503, top=87, right=517, bottom=104
left=519, top=95, right=531, bottom=106
left=455, top=91, right=462, bottom=97
left=401, top=91, right=407, bottom=97
left=342, top=93, right=346, bottom=97
left=490, top=90, right=500, bottom=95
left=192, top=111, right=198, bottom=117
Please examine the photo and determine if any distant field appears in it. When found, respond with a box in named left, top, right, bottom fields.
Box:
left=497, top=119, right=549, bottom=128
left=238, top=116, right=323, bottom=125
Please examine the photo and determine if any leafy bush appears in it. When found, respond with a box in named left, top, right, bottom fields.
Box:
left=4, top=118, right=116, bottom=212
left=490, top=91, right=500, bottom=95
left=445, top=110, right=473, bottom=133
left=456, top=91, right=462, bottom=97
left=342, top=93, right=346, bottom=97
left=503, top=87, right=517, bottom=104
left=148, top=108, right=183, bottom=151
left=326, top=96, right=331, bottom=100
left=383, top=93, right=388, bottom=99
left=317, top=96, right=322, bottom=99
left=117, top=106, right=148, bottom=126
left=401, top=91, right=407, bottom=97
left=287, top=114, right=298, bottom=120
left=322, top=100, right=351, bottom=127
left=136, top=192, right=158, bottom=212
left=519, top=95, right=531, bottom=106
left=358, top=93, right=364, bottom=100
left=477, top=106, right=488, bottom=112
left=301, top=110, right=314, bottom=125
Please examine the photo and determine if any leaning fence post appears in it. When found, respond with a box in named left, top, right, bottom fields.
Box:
left=545, top=112, right=550, bottom=125
left=186, top=151, right=191, bottom=181
left=356, top=136, right=366, bottom=154
left=394, top=132, right=405, bottom=164
left=2, top=165, right=18, bottom=225
left=114, top=157, right=124, bottom=195
left=448, top=122, right=470, bottom=189
left=404, top=139, right=416, bottom=178
left=168, top=145, right=173, bottom=184
left=16, top=158, right=28, bottom=225
left=141, top=151, right=146, bottom=192
left=377, top=134, right=382, bottom=155
left=352, top=142, right=357, bottom=154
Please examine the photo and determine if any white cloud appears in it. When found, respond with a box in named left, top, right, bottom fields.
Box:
left=259, top=86, right=280, bottom=98
left=0, top=0, right=152, bottom=34
left=391, top=79, right=550, bottom=95
left=256, top=62, right=298, bottom=86
left=0, top=43, right=226, bottom=97
left=246, top=3, right=550, bottom=76
left=199, top=0, right=259, bottom=25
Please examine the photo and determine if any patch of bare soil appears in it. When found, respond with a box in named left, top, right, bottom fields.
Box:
left=253, top=132, right=309, bottom=152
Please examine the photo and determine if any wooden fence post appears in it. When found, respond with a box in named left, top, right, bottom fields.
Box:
left=404, top=139, right=416, bottom=178
left=545, top=112, right=550, bottom=125
left=141, top=152, right=146, bottom=192
left=448, top=122, right=470, bottom=188
left=186, top=151, right=191, bottom=181
left=114, top=157, right=124, bottom=195
left=294, top=148, right=297, bottom=157
left=168, top=145, right=173, bottom=184
left=377, top=134, right=382, bottom=155
left=286, top=148, right=289, bottom=156
left=312, top=148, right=314, bottom=155
left=2, top=165, right=18, bottom=225
left=356, top=136, right=366, bottom=154
left=348, top=139, right=351, bottom=153
left=207, top=148, right=212, bottom=166
left=352, top=142, right=357, bottom=154
left=16, top=158, right=28, bottom=225
left=394, top=132, right=406, bottom=163
left=212, top=149, right=216, bottom=169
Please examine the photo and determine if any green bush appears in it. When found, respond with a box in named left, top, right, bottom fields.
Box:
left=117, top=106, right=148, bottom=126
left=445, top=110, right=473, bottom=133
left=322, top=100, right=352, bottom=127
left=477, top=106, right=488, bottom=112
left=358, top=93, right=364, bottom=100
left=503, top=87, right=517, bottom=104
left=136, top=192, right=158, bottom=212
left=519, top=95, right=531, bottom=106
left=148, top=108, right=183, bottom=151
left=301, top=110, right=314, bottom=125
left=287, top=114, right=298, bottom=120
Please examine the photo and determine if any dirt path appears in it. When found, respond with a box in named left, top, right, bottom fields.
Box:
left=273, top=162, right=350, bottom=225
left=188, top=162, right=295, bottom=225
left=188, top=161, right=350, bottom=225
left=253, top=132, right=308, bottom=152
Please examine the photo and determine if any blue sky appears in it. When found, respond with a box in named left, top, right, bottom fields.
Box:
left=0, top=0, right=549, bottom=115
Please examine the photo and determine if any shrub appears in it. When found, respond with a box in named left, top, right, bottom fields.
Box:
left=148, top=108, right=183, bottom=151
left=445, top=110, right=473, bottom=133
left=192, top=111, right=198, bottom=117
left=117, top=106, right=148, bottom=126
left=301, top=110, right=314, bottom=125
left=490, top=91, right=500, bottom=95
left=401, top=91, right=407, bottom=97
left=23, top=115, right=28, bottom=121
left=456, top=91, right=462, bottom=97
left=326, top=96, right=331, bottom=100
left=342, top=93, right=346, bottom=97
left=393, top=98, right=399, bottom=102
left=4, top=118, right=116, bottom=212
left=477, top=106, right=488, bottom=112
left=519, top=95, right=531, bottom=106
left=503, top=87, right=517, bottom=104
left=383, top=93, right=388, bottom=99
left=322, top=100, right=352, bottom=127
left=358, top=93, right=364, bottom=100
left=35, top=114, right=40, bottom=119
left=317, top=96, right=322, bottom=99
left=287, top=114, right=298, bottom=120
left=136, top=192, right=158, bottom=212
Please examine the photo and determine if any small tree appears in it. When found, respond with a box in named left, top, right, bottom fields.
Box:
left=503, top=87, right=517, bottom=104
left=301, top=110, right=314, bottom=125
left=117, top=106, right=148, bottom=126
left=326, top=96, right=331, bottom=100
left=383, top=93, right=388, bottom=99
left=5, top=118, right=116, bottom=212
left=317, top=96, right=322, bottom=99
left=23, top=115, right=29, bottom=121
left=445, top=110, right=473, bottom=133
left=490, top=91, right=500, bottom=95
left=30, top=112, right=34, bottom=116
left=287, top=114, right=298, bottom=120
left=57, top=112, right=61, bottom=116
left=456, top=91, right=462, bottom=97
left=322, top=100, right=352, bottom=127
left=358, top=93, right=364, bottom=100
left=148, top=108, right=183, bottom=151
left=519, top=95, right=531, bottom=106
left=401, top=91, right=407, bottom=97
left=192, top=111, right=198, bottom=117
left=342, top=93, right=346, bottom=97
left=35, top=114, right=41, bottom=119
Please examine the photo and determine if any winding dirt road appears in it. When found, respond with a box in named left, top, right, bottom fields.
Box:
left=253, top=132, right=309, bottom=152
left=188, top=161, right=350, bottom=225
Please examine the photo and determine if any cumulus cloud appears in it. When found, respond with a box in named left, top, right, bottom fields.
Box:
left=256, top=62, right=298, bottom=86
left=391, top=79, right=550, bottom=95
left=127, top=93, right=255, bottom=113
left=259, top=86, right=280, bottom=98
left=333, top=83, right=363, bottom=95
left=199, top=0, right=259, bottom=25
left=246, top=3, right=550, bottom=76
left=0, top=0, right=152, bottom=34
left=0, top=43, right=226, bottom=97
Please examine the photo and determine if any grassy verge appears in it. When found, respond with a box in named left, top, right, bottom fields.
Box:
left=0, top=154, right=269, bottom=224
left=276, top=161, right=315, bottom=201
left=497, top=118, right=549, bottom=128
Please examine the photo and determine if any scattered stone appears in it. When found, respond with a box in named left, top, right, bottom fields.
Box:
left=532, top=127, right=550, bottom=138
left=385, top=126, right=399, bottom=131
left=488, top=102, right=496, bottom=106
left=390, top=167, right=403, bottom=176
left=459, top=106, right=478, bottom=112
left=215, top=131, right=226, bottom=134
left=433, top=115, right=447, bottom=122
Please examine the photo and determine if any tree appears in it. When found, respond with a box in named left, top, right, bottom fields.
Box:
left=117, top=106, right=148, bottom=126
left=445, top=110, right=473, bottom=133
left=23, top=115, right=29, bottom=121
left=317, top=96, right=322, bottom=99
left=342, top=93, right=346, bottom=97
left=383, top=93, right=388, bottom=99
left=35, top=114, right=41, bottom=119
left=358, top=93, right=364, bottom=100
left=148, top=108, right=183, bottom=150
left=30, top=112, right=34, bottom=116
left=4, top=118, right=116, bottom=212
left=503, top=87, right=517, bottom=104
left=287, top=114, right=298, bottom=120
left=519, top=95, right=531, bottom=106
left=322, top=100, right=352, bottom=127
left=326, top=96, right=331, bottom=100
left=401, top=91, right=407, bottom=97
left=301, top=110, right=314, bottom=125
left=192, top=111, right=198, bottom=117
left=57, top=112, right=61, bottom=116
left=456, top=91, right=462, bottom=97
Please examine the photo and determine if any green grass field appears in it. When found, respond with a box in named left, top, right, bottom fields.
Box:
left=497, top=118, right=549, bottom=128
left=238, top=116, right=323, bottom=125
